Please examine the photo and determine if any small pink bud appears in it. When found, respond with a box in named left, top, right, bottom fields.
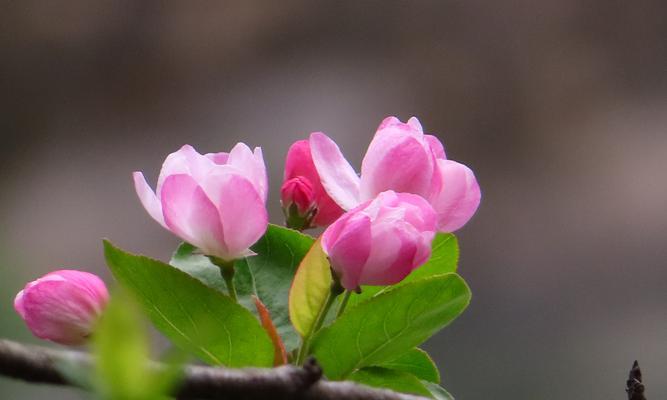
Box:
left=321, top=191, right=437, bottom=291
left=283, top=140, right=344, bottom=228
left=281, top=177, right=317, bottom=230
left=14, top=270, right=109, bottom=345
left=281, top=177, right=316, bottom=214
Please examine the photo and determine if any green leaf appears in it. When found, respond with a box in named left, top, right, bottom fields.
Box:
left=236, top=225, right=314, bottom=350
left=376, top=348, right=440, bottom=383
left=423, top=381, right=455, bottom=400
left=311, top=273, right=470, bottom=380
left=348, top=367, right=432, bottom=397
left=93, top=290, right=179, bottom=400
left=288, top=238, right=332, bottom=338
left=104, top=240, right=274, bottom=368
left=346, top=233, right=459, bottom=310
left=170, top=225, right=314, bottom=350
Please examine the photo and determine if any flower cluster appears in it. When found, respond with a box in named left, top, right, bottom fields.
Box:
left=14, top=115, right=479, bottom=345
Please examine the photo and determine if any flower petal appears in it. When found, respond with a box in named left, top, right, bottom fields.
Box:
left=322, top=213, right=372, bottom=291
left=133, top=171, right=167, bottom=228
left=284, top=139, right=344, bottom=226
left=227, top=143, right=268, bottom=202
left=360, top=134, right=434, bottom=200
left=309, top=132, right=361, bottom=210
left=204, top=172, right=268, bottom=260
left=424, top=135, right=446, bottom=159
left=156, top=145, right=215, bottom=196
left=430, top=160, right=481, bottom=232
left=160, top=174, right=228, bottom=258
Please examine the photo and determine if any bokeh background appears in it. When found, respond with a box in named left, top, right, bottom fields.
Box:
left=2, top=1, right=666, bottom=399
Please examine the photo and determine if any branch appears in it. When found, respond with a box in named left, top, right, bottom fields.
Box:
left=0, top=338, right=428, bottom=400
left=627, top=360, right=646, bottom=400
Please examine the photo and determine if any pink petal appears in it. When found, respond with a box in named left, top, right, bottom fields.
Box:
left=361, top=222, right=421, bottom=286
left=156, top=145, right=215, bottom=196
left=430, top=160, right=481, bottom=232
left=391, top=192, right=438, bottom=233
left=377, top=116, right=401, bottom=130
left=322, top=213, right=372, bottom=291
left=160, top=174, right=228, bottom=258
left=133, top=171, right=167, bottom=228
left=227, top=143, right=268, bottom=202
left=204, top=172, right=268, bottom=260
left=284, top=140, right=344, bottom=226
left=360, top=134, right=434, bottom=200
left=205, top=152, right=229, bottom=165
left=424, top=135, right=446, bottom=159
left=407, top=117, right=424, bottom=132
left=309, top=132, right=361, bottom=210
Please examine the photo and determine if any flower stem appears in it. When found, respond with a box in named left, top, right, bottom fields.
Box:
left=295, top=280, right=343, bottom=365
left=209, top=257, right=238, bottom=302
left=336, top=290, right=352, bottom=318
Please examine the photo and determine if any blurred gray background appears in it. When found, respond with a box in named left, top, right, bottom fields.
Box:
left=2, top=1, right=666, bottom=399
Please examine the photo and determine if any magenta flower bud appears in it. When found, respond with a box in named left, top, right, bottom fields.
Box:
left=321, top=191, right=437, bottom=291
left=133, top=143, right=269, bottom=261
left=281, top=177, right=317, bottom=230
left=14, top=270, right=109, bottom=345
left=308, top=116, right=481, bottom=232
left=283, top=139, right=344, bottom=227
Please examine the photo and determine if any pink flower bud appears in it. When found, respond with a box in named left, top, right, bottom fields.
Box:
left=283, top=140, right=344, bottom=227
left=281, top=177, right=316, bottom=215
left=133, top=143, right=269, bottom=261
left=281, top=177, right=318, bottom=230
left=308, top=116, right=481, bottom=232
left=14, top=270, right=109, bottom=345
left=321, top=191, right=437, bottom=291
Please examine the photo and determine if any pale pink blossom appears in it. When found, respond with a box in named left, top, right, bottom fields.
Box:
left=282, top=139, right=344, bottom=227
left=14, top=270, right=109, bottom=345
left=309, top=116, right=480, bottom=232
left=321, top=191, right=437, bottom=291
left=134, top=144, right=268, bottom=260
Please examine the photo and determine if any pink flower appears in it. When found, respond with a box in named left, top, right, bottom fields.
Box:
left=321, top=191, right=437, bottom=291
left=282, top=139, right=344, bottom=227
left=14, top=270, right=109, bottom=345
left=309, top=116, right=481, bottom=232
left=134, top=144, right=268, bottom=261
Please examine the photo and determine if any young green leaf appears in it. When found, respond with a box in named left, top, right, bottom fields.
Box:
left=346, top=233, right=459, bottom=310
left=311, top=273, right=470, bottom=380
left=93, top=290, right=180, bottom=400
left=253, top=295, right=288, bottom=366
left=170, top=224, right=313, bottom=350
left=376, top=348, right=440, bottom=383
left=348, top=367, right=432, bottom=397
left=288, top=238, right=332, bottom=338
left=236, top=224, right=314, bottom=350
left=104, top=240, right=274, bottom=368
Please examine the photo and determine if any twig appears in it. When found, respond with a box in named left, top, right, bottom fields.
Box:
left=0, top=338, right=428, bottom=400
left=627, top=360, right=646, bottom=400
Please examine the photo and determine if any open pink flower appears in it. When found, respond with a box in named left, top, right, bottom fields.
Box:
left=309, top=116, right=481, bottom=232
left=282, top=139, right=344, bottom=227
left=14, top=270, right=109, bottom=345
left=134, top=143, right=268, bottom=261
left=321, top=191, right=437, bottom=291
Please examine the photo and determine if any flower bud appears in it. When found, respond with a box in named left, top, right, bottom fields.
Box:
left=321, top=191, right=437, bottom=291
left=283, top=140, right=344, bottom=228
left=281, top=177, right=317, bottom=230
left=133, top=143, right=269, bottom=261
left=14, top=270, right=109, bottom=345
